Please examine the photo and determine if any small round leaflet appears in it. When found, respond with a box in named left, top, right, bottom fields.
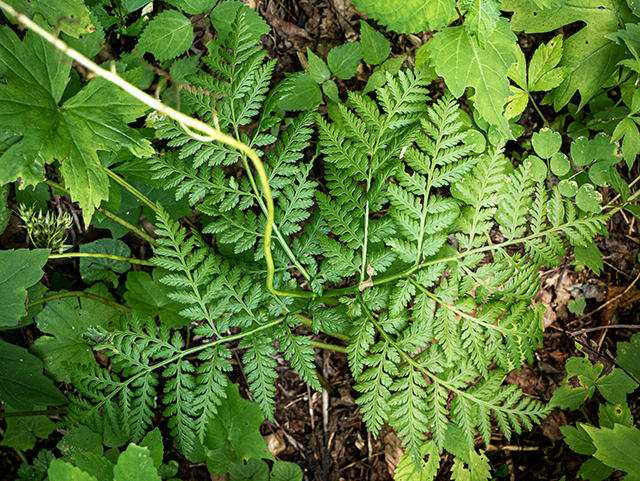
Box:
left=558, top=179, right=578, bottom=197
left=532, top=127, right=561, bottom=159
left=550, top=152, right=570, bottom=176
left=463, top=130, right=486, bottom=154
left=575, top=184, right=602, bottom=213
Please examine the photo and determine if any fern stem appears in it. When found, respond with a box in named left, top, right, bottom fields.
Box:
left=103, top=168, right=157, bottom=213
left=28, top=291, right=131, bottom=313
left=49, top=252, right=155, bottom=266
left=0, top=2, right=315, bottom=302
left=0, top=408, right=67, bottom=419
left=294, top=313, right=349, bottom=341
left=75, top=316, right=286, bottom=424
left=44, top=180, right=159, bottom=248
left=310, top=340, right=346, bottom=353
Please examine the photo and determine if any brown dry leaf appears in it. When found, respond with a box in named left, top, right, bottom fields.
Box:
left=600, top=285, right=640, bottom=325
left=265, top=432, right=287, bottom=456
left=382, top=428, right=403, bottom=479
left=540, top=409, right=567, bottom=442
left=264, top=13, right=313, bottom=41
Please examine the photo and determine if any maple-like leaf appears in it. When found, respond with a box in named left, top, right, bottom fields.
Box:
left=0, top=25, right=153, bottom=223
left=503, top=0, right=637, bottom=111
left=429, top=19, right=517, bottom=136
left=352, top=0, right=457, bottom=33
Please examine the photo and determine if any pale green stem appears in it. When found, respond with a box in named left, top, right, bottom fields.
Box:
left=45, top=180, right=159, bottom=248
left=29, top=291, right=132, bottom=313
left=310, top=340, right=346, bottom=353
left=0, top=2, right=311, bottom=301
left=104, top=168, right=157, bottom=213
left=294, top=313, right=350, bottom=342
left=49, top=252, right=155, bottom=266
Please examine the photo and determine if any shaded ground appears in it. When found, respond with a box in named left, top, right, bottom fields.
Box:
left=1, top=1, right=640, bottom=480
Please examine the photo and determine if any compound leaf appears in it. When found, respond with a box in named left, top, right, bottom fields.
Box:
left=124, top=269, right=186, bottom=328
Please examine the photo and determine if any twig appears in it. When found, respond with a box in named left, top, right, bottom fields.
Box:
left=570, top=324, right=640, bottom=336
left=580, top=268, right=640, bottom=320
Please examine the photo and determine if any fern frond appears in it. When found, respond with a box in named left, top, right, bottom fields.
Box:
left=277, top=321, right=321, bottom=391
left=241, top=336, right=278, bottom=421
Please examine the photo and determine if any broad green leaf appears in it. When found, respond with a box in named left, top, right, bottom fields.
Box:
left=611, top=117, right=640, bottom=169
left=508, top=44, right=527, bottom=90
left=30, top=284, right=123, bottom=382
left=353, top=0, right=456, bottom=33
left=0, top=340, right=67, bottom=410
left=567, top=297, right=586, bottom=314
left=139, top=428, right=164, bottom=469
left=574, top=239, right=603, bottom=275
left=0, top=249, right=49, bottom=329
left=322, top=80, right=341, bottom=104
left=62, top=12, right=105, bottom=60
left=583, top=423, right=640, bottom=479
left=327, top=42, right=362, bottom=80
left=607, top=23, right=640, bottom=64
left=560, top=423, right=596, bottom=455
left=1, top=404, right=56, bottom=451
left=79, top=238, right=132, bottom=287
left=599, top=403, right=634, bottom=429
left=359, top=20, right=391, bottom=65
left=550, top=152, right=570, bottom=176
left=270, top=461, right=303, bottom=481
left=503, top=0, right=636, bottom=110
left=394, top=440, right=440, bottom=480
left=137, top=10, right=193, bottom=61
left=464, top=130, right=487, bottom=153
left=230, top=458, right=269, bottom=481
left=460, top=0, right=500, bottom=41
left=32, top=0, right=93, bottom=37
left=570, top=136, right=593, bottom=166
left=76, top=452, right=115, bottom=481
left=429, top=20, right=517, bottom=136
left=58, top=425, right=104, bottom=465
left=504, top=86, right=528, bottom=119
left=166, top=0, right=217, bottom=14
left=121, top=0, right=150, bottom=14
left=124, top=269, right=186, bottom=328
left=576, top=183, right=602, bottom=213
left=114, top=444, right=161, bottom=481
left=617, top=332, right=640, bottom=380
left=0, top=26, right=153, bottom=223
left=204, top=383, right=273, bottom=476
left=576, top=458, right=614, bottom=481
left=551, top=357, right=601, bottom=409
left=211, top=0, right=270, bottom=44
left=524, top=155, right=547, bottom=182
left=596, top=367, right=638, bottom=404
left=48, top=459, right=98, bottom=481
left=278, top=72, right=322, bottom=111
left=307, top=48, right=331, bottom=83
left=363, top=70, right=387, bottom=95
left=450, top=450, right=491, bottom=481
left=0, top=185, right=10, bottom=236
left=15, top=182, right=51, bottom=212
left=532, top=128, right=561, bottom=159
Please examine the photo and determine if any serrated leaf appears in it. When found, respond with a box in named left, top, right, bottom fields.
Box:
left=460, top=0, right=500, bottom=41
left=611, top=117, right=640, bottom=169
left=583, top=423, right=640, bottom=479
left=576, top=458, right=615, bottom=481
left=596, top=367, right=637, bottom=404
left=137, top=10, right=193, bottom=61
left=429, top=20, right=517, bottom=136
left=503, top=0, right=636, bottom=111
left=166, top=0, right=217, bottom=14
left=203, top=383, right=273, bottom=476
left=0, top=249, right=49, bottom=329
left=307, top=48, right=331, bottom=83
left=31, top=0, right=93, bottom=38
left=617, top=332, right=640, bottom=381
left=124, top=269, right=186, bottom=328
left=30, top=284, right=123, bottom=382
left=211, top=0, right=270, bottom=44
left=560, top=423, right=596, bottom=455
left=79, top=238, right=132, bottom=287
left=278, top=72, right=322, bottom=111
left=394, top=440, right=440, bottom=480
left=353, top=0, right=456, bottom=33
left=0, top=341, right=67, bottom=410
left=0, top=26, right=153, bottom=223
left=48, top=459, right=98, bottom=481
left=114, top=444, right=161, bottom=481
left=1, top=405, right=55, bottom=451
left=532, top=128, right=561, bottom=159
left=327, top=42, right=363, bottom=80
left=270, top=461, right=303, bottom=481
left=504, top=86, right=528, bottom=119
left=599, top=402, right=634, bottom=429
left=360, top=20, right=391, bottom=65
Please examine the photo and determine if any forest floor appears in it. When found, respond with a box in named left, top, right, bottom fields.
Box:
left=1, top=1, right=639, bottom=480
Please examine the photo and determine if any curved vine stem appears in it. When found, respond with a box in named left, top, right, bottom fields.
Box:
left=103, top=168, right=157, bottom=213
left=0, top=1, right=316, bottom=301
left=49, top=252, right=155, bottom=266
